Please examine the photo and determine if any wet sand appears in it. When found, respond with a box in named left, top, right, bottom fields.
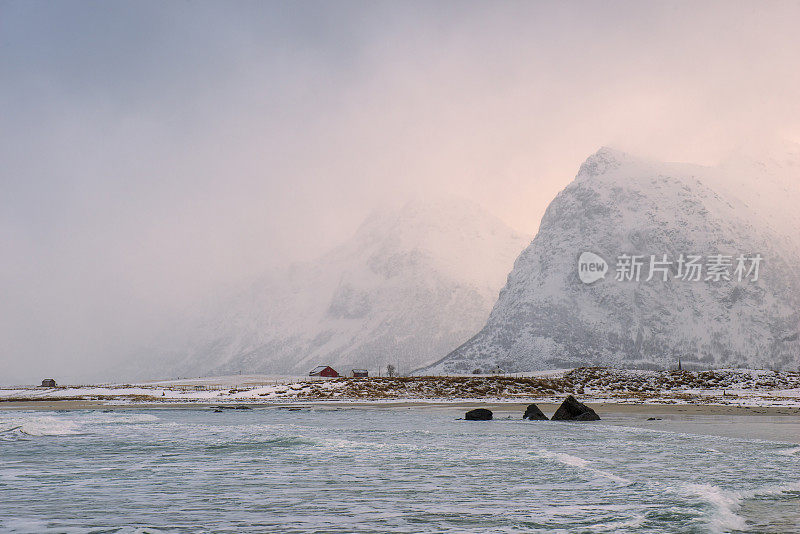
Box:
left=2, top=398, right=800, bottom=417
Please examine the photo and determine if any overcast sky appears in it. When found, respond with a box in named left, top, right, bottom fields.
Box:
left=2, top=1, right=799, bottom=383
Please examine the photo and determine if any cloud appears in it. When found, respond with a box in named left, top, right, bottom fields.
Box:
left=1, top=0, right=799, bottom=383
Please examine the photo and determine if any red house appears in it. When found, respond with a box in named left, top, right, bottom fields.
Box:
left=309, top=365, right=339, bottom=378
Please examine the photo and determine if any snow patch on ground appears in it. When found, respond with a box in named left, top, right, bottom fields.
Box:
left=2, top=368, right=800, bottom=408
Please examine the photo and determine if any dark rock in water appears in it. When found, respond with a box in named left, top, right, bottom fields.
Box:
left=213, top=408, right=223, bottom=413
left=523, top=403, right=548, bottom=420
left=647, top=417, right=662, bottom=421
left=234, top=405, right=252, bottom=410
left=551, top=396, right=600, bottom=421
left=465, top=408, right=493, bottom=421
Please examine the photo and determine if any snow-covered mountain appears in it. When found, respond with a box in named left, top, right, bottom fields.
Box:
left=422, top=147, right=800, bottom=374
left=160, top=198, right=529, bottom=377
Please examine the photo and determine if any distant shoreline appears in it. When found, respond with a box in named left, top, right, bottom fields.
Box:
left=3, top=368, right=799, bottom=412
left=2, top=399, right=799, bottom=418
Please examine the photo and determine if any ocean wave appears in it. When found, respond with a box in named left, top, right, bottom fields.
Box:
left=19, top=417, right=81, bottom=436
left=675, top=479, right=800, bottom=533
left=0, top=423, right=26, bottom=442
left=584, top=512, right=646, bottom=532
left=532, top=504, right=646, bottom=532
left=113, top=528, right=184, bottom=534
left=745, top=480, right=800, bottom=499
left=1, top=412, right=160, bottom=439
left=316, top=437, right=396, bottom=451
left=78, top=412, right=160, bottom=425
left=549, top=452, right=589, bottom=468
left=105, top=413, right=159, bottom=424
left=0, top=519, right=181, bottom=534
left=205, top=436, right=315, bottom=450
left=535, top=449, right=632, bottom=485
left=683, top=483, right=746, bottom=534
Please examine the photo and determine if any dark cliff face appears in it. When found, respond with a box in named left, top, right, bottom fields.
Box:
left=424, top=148, right=800, bottom=374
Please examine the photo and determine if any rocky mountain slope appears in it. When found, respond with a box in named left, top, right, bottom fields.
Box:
left=422, top=148, right=800, bottom=374
left=158, top=198, right=529, bottom=377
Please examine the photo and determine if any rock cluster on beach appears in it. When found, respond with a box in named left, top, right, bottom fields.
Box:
left=551, top=395, right=600, bottom=421
left=465, top=397, right=600, bottom=422
left=465, top=408, right=493, bottom=420
left=523, top=403, right=548, bottom=420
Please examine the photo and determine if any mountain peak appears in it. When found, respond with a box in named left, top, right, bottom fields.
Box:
left=423, top=149, right=800, bottom=374
left=576, top=146, right=632, bottom=178
left=160, top=196, right=529, bottom=378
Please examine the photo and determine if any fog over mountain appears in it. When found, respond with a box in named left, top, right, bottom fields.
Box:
left=424, top=147, right=800, bottom=374
left=121, top=198, right=528, bottom=379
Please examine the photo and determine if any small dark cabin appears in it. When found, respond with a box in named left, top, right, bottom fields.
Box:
left=309, top=366, right=339, bottom=378
left=40, top=378, right=57, bottom=387
left=351, top=369, right=369, bottom=378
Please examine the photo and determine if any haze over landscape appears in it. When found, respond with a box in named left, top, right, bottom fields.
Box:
left=6, top=5, right=800, bottom=533
left=2, top=1, right=800, bottom=384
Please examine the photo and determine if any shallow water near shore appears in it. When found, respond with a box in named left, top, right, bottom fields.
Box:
left=1, top=407, right=799, bottom=533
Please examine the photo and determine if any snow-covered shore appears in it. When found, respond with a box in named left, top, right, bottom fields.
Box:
left=2, top=368, right=799, bottom=408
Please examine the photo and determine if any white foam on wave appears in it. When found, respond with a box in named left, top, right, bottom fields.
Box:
left=19, top=416, right=80, bottom=436
left=0, top=518, right=53, bottom=533
left=683, top=483, right=746, bottom=533
left=2, top=412, right=160, bottom=438
left=745, top=480, right=800, bottom=498
left=536, top=449, right=631, bottom=484
left=682, top=479, right=800, bottom=533
left=551, top=452, right=589, bottom=467
left=589, top=513, right=646, bottom=531
left=317, top=437, right=396, bottom=451
left=776, top=446, right=800, bottom=456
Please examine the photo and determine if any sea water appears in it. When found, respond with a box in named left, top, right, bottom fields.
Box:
left=1, top=406, right=798, bottom=533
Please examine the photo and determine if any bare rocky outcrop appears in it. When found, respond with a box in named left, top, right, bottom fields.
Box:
left=523, top=403, right=548, bottom=420
left=465, top=408, right=493, bottom=421
left=551, top=395, right=600, bottom=421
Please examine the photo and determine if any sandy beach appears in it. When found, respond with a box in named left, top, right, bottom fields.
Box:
left=3, top=398, right=800, bottom=417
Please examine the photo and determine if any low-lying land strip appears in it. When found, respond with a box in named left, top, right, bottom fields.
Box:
left=2, top=368, right=799, bottom=408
